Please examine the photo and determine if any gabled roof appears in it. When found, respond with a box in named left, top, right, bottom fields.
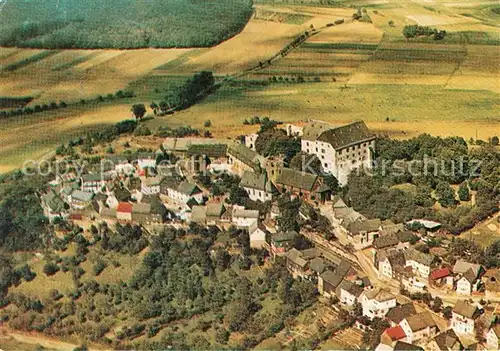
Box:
left=132, top=203, right=151, bottom=214
left=404, top=247, right=434, bottom=266
left=228, top=142, right=264, bottom=169
left=337, top=279, right=364, bottom=298
left=187, top=143, right=227, bottom=158
left=233, top=209, right=259, bottom=219
left=453, top=260, right=482, bottom=277
left=191, top=206, right=207, bottom=223
left=117, top=202, right=133, bottom=213
left=177, top=182, right=202, bottom=196
left=309, top=257, right=327, bottom=274
left=286, top=248, right=308, bottom=268
left=275, top=168, right=318, bottom=191
left=491, top=324, right=500, bottom=338
left=384, top=325, right=406, bottom=341
left=364, top=288, right=395, bottom=302
left=373, top=234, right=400, bottom=249
left=453, top=300, right=479, bottom=319
left=404, top=312, right=437, bottom=332
left=432, top=329, right=462, bottom=351
left=386, top=303, right=417, bottom=324
left=315, top=121, right=376, bottom=150
left=320, top=270, right=344, bottom=290
left=272, top=231, right=297, bottom=245
left=71, top=190, right=93, bottom=202
left=240, top=171, right=275, bottom=193
left=142, top=176, right=163, bottom=187
left=302, top=120, right=336, bottom=141
left=393, top=341, right=423, bottom=351
left=348, top=219, right=381, bottom=235
left=461, top=268, right=478, bottom=283
left=82, top=173, right=112, bottom=182
left=206, top=202, right=226, bottom=217
left=430, top=268, right=452, bottom=280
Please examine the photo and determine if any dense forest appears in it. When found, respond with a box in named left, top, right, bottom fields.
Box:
left=0, top=0, right=253, bottom=49
left=345, top=135, right=499, bottom=234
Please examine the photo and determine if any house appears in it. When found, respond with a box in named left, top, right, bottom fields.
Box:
left=404, top=247, right=435, bottom=278
left=227, top=142, right=264, bottom=175
left=285, top=248, right=310, bottom=278
left=430, top=268, right=453, bottom=286
left=131, top=203, right=164, bottom=225
left=301, top=120, right=376, bottom=185
left=162, top=180, right=203, bottom=205
left=380, top=325, right=407, bottom=346
left=92, top=192, right=108, bottom=213
left=426, top=329, right=463, bottom=351
left=346, top=219, right=381, bottom=250
left=69, top=190, right=94, bottom=209
left=191, top=202, right=228, bottom=226
left=249, top=221, right=267, bottom=249
left=232, top=208, right=259, bottom=228
left=336, top=279, right=364, bottom=306
left=141, top=176, right=162, bottom=195
left=392, top=341, right=424, bottom=351
left=456, top=269, right=480, bottom=296
left=40, top=190, right=69, bottom=223
left=486, top=324, right=500, bottom=350
left=318, top=263, right=350, bottom=298
left=270, top=231, right=297, bottom=257
left=105, top=155, right=134, bottom=175
left=273, top=167, right=330, bottom=202
left=81, top=173, right=113, bottom=193
left=451, top=300, right=481, bottom=335
left=240, top=171, right=276, bottom=202
left=453, top=260, right=483, bottom=295
left=135, top=152, right=157, bottom=170
left=386, top=303, right=417, bottom=327
left=373, top=230, right=415, bottom=250
left=116, top=202, right=133, bottom=221
left=400, top=312, right=438, bottom=344
left=245, top=133, right=258, bottom=151
left=377, top=249, right=407, bottom=280
left=359, top=288, right=396, bottom=319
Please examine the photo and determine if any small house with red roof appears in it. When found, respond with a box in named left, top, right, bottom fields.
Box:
left=430, top=267, right=453, bottom=288
left=117, top=202, right=133, bottom=221
left=380, top=325, right=407, bottom=346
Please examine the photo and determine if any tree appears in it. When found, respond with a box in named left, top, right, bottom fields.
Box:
left=491, top=136, right=499, bottom=146
left=131, top=104, right=147, bottom=120
left=442, top=306, right=453, bottom=319
left=150, top=102, right=159, bottom=115
left=458, top=182, right=470, bottom=201
left=215, top=328, right=230, bottom=344
left=436, top=181, right=457, bottom=207
left=204, top=120, right=212, bottom=128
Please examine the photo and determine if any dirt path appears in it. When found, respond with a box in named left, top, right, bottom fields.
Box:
left=0, top=327, right=103, bottom=351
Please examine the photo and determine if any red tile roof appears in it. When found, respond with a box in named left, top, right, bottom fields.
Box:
left=117, top=202, right=133, bottom=213
left=430, top=268, right=451, bottom=280
left=385, top=325, right=406, bottom=341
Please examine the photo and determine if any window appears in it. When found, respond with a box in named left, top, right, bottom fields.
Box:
left=316, top=148, right=318, bottom=152
left=324, top=163, right=328, bottom=167
left=306, top=142, right=309, bottom=146
left=321, top=149, right=325, bottom=153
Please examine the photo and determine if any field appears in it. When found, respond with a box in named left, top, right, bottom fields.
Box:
left=459, top=212, right=500, bottom=248
left=0, top=2, right=499, bottom=173
left=0, top=0, right=253, bottom=49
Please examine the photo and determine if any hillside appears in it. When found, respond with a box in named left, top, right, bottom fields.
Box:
left=0, top=0, right=253, bottom=49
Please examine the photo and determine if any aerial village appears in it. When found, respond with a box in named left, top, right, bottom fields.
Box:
left=39, top=120, right=500, bottom=350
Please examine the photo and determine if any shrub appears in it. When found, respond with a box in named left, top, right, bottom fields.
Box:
left=43, top=262, right=59, bottom=276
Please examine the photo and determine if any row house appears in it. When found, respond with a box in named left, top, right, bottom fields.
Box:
left=232, top=208, right=259, bottom=228
left=400, top=312, right=438, bottom=344
left=227, top=142, right=264, bottom=176
left=301, top=120, right=376, bottom=185
left=160, top=177, right=203, bottom=205
left=270, top=231, right=297, bottom=258
left=240, top=170, right=277, bottom=202
left=346, top=218, right=382, bottom=250
left=426, top=329, right=463, bottom=351
left=190, top=202, right=229, bottom=227
left=141, top=176, right=162, bottom=195
left=285, top=247, right=330, bottom=279
left=377, top=247, right=435, bottom=281
left=318, top=260, right=357, bottom=298
left=249, top=221, right=268, bottom=249
left=116, top=202, right=165, bottom=225
left=486, top=324, right=500, bottom=350
left=81, top=173, right=113, bottom=193
left=273, top=167, right=331, bottom=203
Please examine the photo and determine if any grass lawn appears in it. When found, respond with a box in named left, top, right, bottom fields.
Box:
left=459, top=213, right=500, bottom=247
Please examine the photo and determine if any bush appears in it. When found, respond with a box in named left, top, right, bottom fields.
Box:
left=43, top=262, right=59, bottom=276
